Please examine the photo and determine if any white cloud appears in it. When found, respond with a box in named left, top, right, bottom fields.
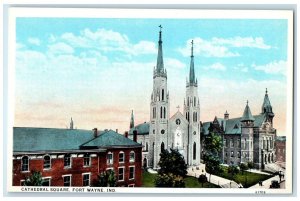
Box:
left=28, top=37, right=41, bottom=46
left=48, top=42, right=74, bottom=55
left=60, top=28, right=156, bottom=56
left=178, top=36, right=271, bottom=58
left=204, top=62, right=226, bottom=71
left=252, top=60, right=287, bottom=76
left=212, top=37, right=271, bottom=49
left=165, top=58, right=186, bottom=69
left=178, top=37, right=239, bottom=58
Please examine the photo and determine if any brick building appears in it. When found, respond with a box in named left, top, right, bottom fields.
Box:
left=13, top=127, right=142, bottom=187
left=275, top=136, right=286, bottom=165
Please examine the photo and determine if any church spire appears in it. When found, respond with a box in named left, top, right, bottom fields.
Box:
left=262, top=88, right=273, bottom=114
left=188, top=40, right=197, bottom=87
left=70, top=117, right=74, bottom=130
left=241, top=100, right=255, bottom=122
left=130, top=110, right=134, bottom=129
left=156, top=25, right=164, bottom=74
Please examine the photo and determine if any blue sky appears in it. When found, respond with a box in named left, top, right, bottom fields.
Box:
left=15, top=18, right=288, bottom=135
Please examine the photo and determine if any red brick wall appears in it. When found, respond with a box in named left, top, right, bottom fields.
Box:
left=13, top=147, right=142, bottom=187
left=275, top=141, right=286, bottom=162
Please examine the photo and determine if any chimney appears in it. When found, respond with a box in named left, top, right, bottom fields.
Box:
left=124, top=131, right=129, bottom=138
left=133, top=130, right=137, bottom=142
left=224, top=110, right=229, bottom=120
left=93, top=128, right=98, bottom=138
left=116, top=129, right=118, bottom=133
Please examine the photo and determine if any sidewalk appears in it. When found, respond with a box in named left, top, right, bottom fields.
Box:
left=187, top=165, right=240, bottom=188
left=249, top=175, right=285, bottom=189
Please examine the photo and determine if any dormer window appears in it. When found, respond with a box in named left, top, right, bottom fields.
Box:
left=234, top=124, right=239, bottom=129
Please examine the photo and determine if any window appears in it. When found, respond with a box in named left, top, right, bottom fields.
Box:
left=161, top=129, right=165, bottom=134
left=237, top=139, right=241, bottom=148
left=118, top=167, right=124, bottom=181
left=224, top=139, right=227, bottom=147
left=42, top=178, right=51, bottom=186
left=43, top=155, right=51, bottom=169
left=107, top=152, right=113, bottom=164
left=160, top=107, right=162, bottom=118
left=21, top=156, right=29, bottom=172
left=146, top=142, right=149, bottom=151
left=194, top=97, right=196, bottom=107
left=129, top=151, right=135, bottom=162
left=129, top=166, right=135, bottom=179
left=119, top=152, right=124, bottom=163
left=163, top=107, right=166, bottom=119
left=153, top=129, right=155, bottom=134
left=243, top=152, right=247, bottom=158
left=176, top=119, right=181, bottom=125
left=161, top=142, right=165, bottom=152
left=63, top=175, right=71, bottom=187
left=162, top=89, right=164, bottom=101
left=230, top=139, right=234, bottom=148
left=237, top=151, right=241, bottom=158
left=187, top=97, right=189, bottom=106
left=83, top=154, right=90, bottom=167
left=193, top=142, right=196, bottom=160
left=82, top=173, right=90, bottom=186
left=231, top=151, right=234, bottom=157
left=64, top=154, right=71, bottom=168
left=244, top=138, right=247, bottom=149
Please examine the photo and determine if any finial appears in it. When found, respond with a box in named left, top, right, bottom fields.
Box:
left=191, top=40, right=194, bottom=57
left=266, top=88, right=268, bottom=94
left=247, top=100, right=249, bottom=105
left=159, top=25, right=162, bottom=32
left=176, top=105, right=180, bottom=111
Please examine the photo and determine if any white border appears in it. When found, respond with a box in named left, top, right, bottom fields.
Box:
left=6, top=7, right=294, bottom=195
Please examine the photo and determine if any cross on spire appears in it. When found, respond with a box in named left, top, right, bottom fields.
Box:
left=191, top=40, right=194, bottom=57
left=176, top=105, right=180, bottom=111
left=159, top=25, right=162, bottom=32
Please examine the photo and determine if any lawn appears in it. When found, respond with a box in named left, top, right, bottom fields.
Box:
left=142, top=171, right=219, bottom=188
left=215, top=166, right=273, bottom=188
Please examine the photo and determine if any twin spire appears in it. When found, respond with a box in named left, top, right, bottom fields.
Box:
left=154, top=25, right=197, bottom=87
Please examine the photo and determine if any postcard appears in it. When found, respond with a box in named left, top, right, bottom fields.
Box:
left=6, top=7, right=293, bottom=195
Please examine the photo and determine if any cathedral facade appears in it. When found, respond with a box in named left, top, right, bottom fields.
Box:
left=128, top=27, right=277, bottom=170
left=129, top=28, right=201, bottom=169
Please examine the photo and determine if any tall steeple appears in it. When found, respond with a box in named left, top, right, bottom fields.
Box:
left=70, top=117, right=74, bottom=130
left=130, top=110, right=134, bottom=129
left=241, top=100, right=255, bottom=122
left=154, top=25, right=167, bottom=78
left=187, top=40, right=197, bottom=87
left=262, top=88, right=273, bottom=114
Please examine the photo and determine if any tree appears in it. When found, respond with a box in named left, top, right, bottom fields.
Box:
left=228, top=165, right=240, bottom=180
left=24, top=171, right=43, bottom=186
left=158, top=149, right=187, bottom=177
left=198, top=173, right=208, bottom=187
left=239, top=163, right=248, bottom=175
left=96, top=169, right=117, bottom=187
left=202, top=132, right=223, bottom=181
left=155, top=149, right=188, bottom=187
left=155, top=173, right=185, bottom=188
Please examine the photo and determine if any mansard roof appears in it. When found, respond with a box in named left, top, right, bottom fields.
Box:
left=129, top=122, right=150, bottom=135
left=13, top=127, right=140, bottom=153
left=202, top=114, right=266, bottom=135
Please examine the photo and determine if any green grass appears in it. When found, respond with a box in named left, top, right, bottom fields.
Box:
left=215, top=167, right=272, bottom=188
left=141, top=171, right=219, bottom=188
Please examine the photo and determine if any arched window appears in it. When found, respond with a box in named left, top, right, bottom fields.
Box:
left=107, top=152, right=113, bottom=164
left=161, top=142, right=165, bottom=153
left=188, top=112, right=190, bottom=122
left=21, top=156, right=29, bottom=172
left=160, top=107, right=162, bottom=119
left=119, top=151, right=125, bottom=163
left=43, top=155, right=51, bottom=169
left=163, top=107, right=166, bottom=119
left=162, top=89, right=164, bottom=101
left=193, top=142, right=196, bottom=160
left=153, top=107, right=155, bottom=118
left=187, top=97, right=189, bottom=106
left=146, top=142, right=148, bottom=151
left=195, top=112, right=197, bottom=122
left=186, top=112, right=188, bottom=120
left=194, top=97, right=196, bottom=107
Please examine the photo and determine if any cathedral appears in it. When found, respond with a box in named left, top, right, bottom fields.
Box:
left=128, top=27, right=277, bottom=170
left=128, top=27, right=201, bottom=169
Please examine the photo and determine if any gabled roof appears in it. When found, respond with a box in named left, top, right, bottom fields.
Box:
left=81, top=130, right=142, bottom=148
left=129, top=122, right=150, bottom=135
left=202, top=114, right=266, bottom=135
left=13, top=127, right=95, bottom=152
left=169, top=111, right=189, bottom=124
